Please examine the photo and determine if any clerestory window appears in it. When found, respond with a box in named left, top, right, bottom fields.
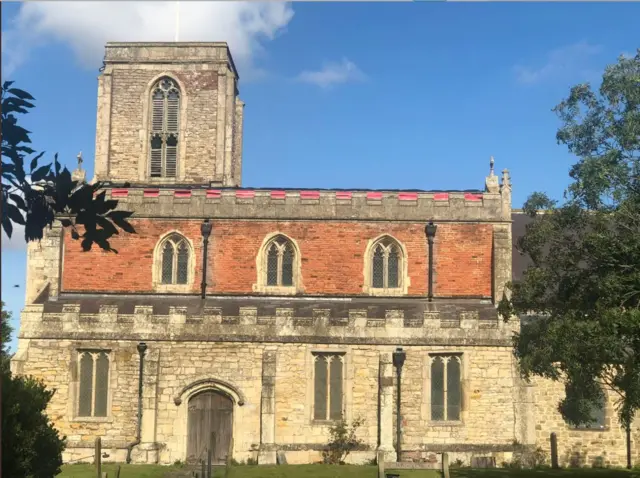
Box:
left=160, top=234, right=190, bottom=285
left=266, top=235, right=295, bottom=287
left=149, top=77, right=180, bottom=178
left=371, top=236, right=402, bottom=290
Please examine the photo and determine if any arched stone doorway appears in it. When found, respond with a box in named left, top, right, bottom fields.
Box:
left=186, top=390, right=233, bottom=464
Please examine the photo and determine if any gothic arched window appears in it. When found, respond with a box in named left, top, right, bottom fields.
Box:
left=266, top=235, right=295, bottom=287
left=430, top=354, right=462, bottom=422
left=370, top=236, right=403, bottom=290
left=159, top=234, right=191, bottom=285
left=149, top=77, right=180, bottom=178
left=78, top=350, right=110, bottom=418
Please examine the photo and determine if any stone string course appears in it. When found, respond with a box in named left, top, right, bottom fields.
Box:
left=20, top=304, right=507, bottom=345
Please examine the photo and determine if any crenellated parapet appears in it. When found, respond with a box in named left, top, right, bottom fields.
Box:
left=20, top=296, right=516, bottom=346
left=99, top=187, right=510, bottom=222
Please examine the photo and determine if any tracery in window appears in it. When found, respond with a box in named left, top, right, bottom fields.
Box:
left=313, top=353, right=344, bottom=421
left=430, top=354, right=462, bottom=421
left=159, top=234, right=191, bottom=285
left=370, top=236, right=402, bottom=289
left=265, top=235, right=295, bottom=287
left=149, top=77, right=180, bottom=178
left=78, top=350, right=110, bottom=418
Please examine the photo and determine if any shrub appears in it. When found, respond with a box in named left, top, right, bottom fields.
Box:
left=502, top=447, right=548, bottom=470
left=322, top=417, right=365, bottom=465
left=1, top=303, right=66, bottom=478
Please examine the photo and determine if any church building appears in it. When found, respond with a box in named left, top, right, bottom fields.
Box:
left=11, top=42, right=638, bottom=468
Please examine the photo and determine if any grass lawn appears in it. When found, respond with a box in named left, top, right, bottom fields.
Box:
left=450, top=468, right=639, bottom=478
left=58, top=464, right=180, bottom=478
left=58, top=464, right=439, bottom=478
left=58, top=464, right=640, bottom=478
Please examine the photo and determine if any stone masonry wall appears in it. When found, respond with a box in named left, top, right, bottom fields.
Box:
left=106, top=67, right=220, bottom=184
left=533, top=377, right=640, bottom=468
left=14, top=338, right=526, bottom=465
left=12, top=339, right=140, bottom=452
left=61, top=219, right=493, bottom=297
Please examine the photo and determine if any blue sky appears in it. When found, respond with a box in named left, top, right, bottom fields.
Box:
left=1, top=2, right=638, bottom=351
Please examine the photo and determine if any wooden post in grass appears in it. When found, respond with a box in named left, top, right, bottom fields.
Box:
left=115, top=465, right=121, bottom=478
left=201, top=459, right=206, bottom=478
left=377, top=450, right=385, bottom=478
left=442, top=452, right=450, bottom=478
left=550, top=432, right=559, bottom=469
left=95, top=437, right=102, bottom=478
left=224, top=438, right=234, bottom=478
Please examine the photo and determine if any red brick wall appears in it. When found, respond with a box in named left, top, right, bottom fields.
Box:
left=61, top=220, right=493, bottom=297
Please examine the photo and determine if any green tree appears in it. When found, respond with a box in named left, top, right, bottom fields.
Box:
left=1, top=303, right=66, bottom=477
left=1, top=81, right=135, bottom=252
left=1, top=301, right=12, bottom=358
left=500, top=50, right=640, bottom=469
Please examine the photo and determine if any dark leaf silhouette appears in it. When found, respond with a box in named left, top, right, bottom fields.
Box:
left=1, top=82, right=136, bottom=252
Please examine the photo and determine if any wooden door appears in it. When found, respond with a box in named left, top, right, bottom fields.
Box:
left=186, top=391, right=233, bottom=464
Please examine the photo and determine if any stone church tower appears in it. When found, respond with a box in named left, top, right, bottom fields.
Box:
left=12, top=42, right=638, bottom=468
left=93, top=42, right=244, bottom=187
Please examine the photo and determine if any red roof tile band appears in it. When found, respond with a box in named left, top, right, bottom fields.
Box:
left=300, top=191, right=320, bottom=200
left=108, top=189, right=482, bottom=202
left=398, top=193, right=418, bottom=201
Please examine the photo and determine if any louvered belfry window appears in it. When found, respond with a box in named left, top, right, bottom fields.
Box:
left=371, top=237, right=401, bottom=289
left=430, top=355, right=462, bottom=421
left=150, top=78, right=180, bottom=178
left=266, top=235, right=295, bottom=287
left=78, top=351, right=110, bottom=418
left=313, top=353, right=344, bottom=421
left=160, top=234, right=190, bottom=285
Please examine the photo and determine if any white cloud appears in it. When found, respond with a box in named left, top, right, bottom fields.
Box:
left=2, top=2, right=294, bottom=79
left=296, top=58, right=366, bottom=89
left=514, top=41, right=603, bottom=85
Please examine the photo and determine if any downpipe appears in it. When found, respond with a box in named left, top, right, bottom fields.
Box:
left=126, top=342, right=147, bottom=464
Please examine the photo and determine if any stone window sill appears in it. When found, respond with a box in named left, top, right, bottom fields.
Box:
left=153, top=283, right=194, bottom=294
left=311, top=419, right=343, bottom=427
left=364, top=287, right=407, bottom=297
left=428, top=420, right=464, bottom=427
left=146, top=177, right=184, bottom=185
left=254, top=285, right=300, bottom=296
left=567, top=425, right=609, bottom=432
left=71, top=416, right=113, bottom=423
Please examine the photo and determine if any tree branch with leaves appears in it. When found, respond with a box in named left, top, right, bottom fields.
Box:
left=1, top=81, right=135, bottom=252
